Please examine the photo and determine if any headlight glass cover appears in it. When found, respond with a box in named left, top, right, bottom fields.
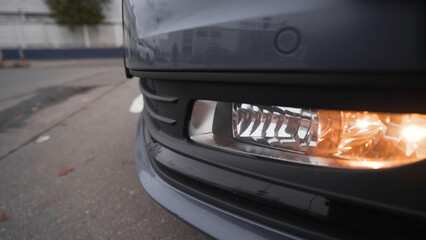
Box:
left=189, top=100, right=426, bottom=169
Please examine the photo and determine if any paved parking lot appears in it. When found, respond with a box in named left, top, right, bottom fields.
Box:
left=0, top=59, right=211, bottom=239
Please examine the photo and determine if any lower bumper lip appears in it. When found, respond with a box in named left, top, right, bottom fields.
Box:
left=134, top=115, right=302, bottom=240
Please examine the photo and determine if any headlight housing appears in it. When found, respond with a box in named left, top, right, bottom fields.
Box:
left=190, top=100, right=426, bottom=169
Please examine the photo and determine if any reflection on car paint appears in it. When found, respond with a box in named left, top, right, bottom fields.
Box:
left=123, top=0, right=425, bottom=71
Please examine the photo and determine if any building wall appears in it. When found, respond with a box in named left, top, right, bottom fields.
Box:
left=0, top=0, right=123, bottom=49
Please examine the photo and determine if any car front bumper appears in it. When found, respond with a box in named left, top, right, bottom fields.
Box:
left=135, top=114, right=302, bottom=240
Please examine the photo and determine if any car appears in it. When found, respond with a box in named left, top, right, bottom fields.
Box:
left=136, top=39, right=155, bottom=63
left=123, top=0, right=426, bottom=239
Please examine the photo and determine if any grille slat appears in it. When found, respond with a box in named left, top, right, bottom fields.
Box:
left=139, top=79, right=178, bottom=103
left=140, top=79, right=178, bottom=125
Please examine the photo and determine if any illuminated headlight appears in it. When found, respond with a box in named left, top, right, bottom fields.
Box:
left=189, top=100, right=426, bottom=169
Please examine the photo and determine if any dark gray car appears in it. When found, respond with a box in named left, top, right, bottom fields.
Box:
left=123, top=0, right=426, bottom=239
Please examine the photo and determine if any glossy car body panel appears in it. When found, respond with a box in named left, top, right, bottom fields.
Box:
left=123, top=0, right=425, bottom=72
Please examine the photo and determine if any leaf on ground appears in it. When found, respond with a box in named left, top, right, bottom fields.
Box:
left=31, top=106, right=39, bottom=112
left=0, top=212, right=10, bottom=222
left=84, top=157, right=95, bottom=164
left=46, top=120, right=52, bottom=125
left=58, top=167, right=74, bottom=176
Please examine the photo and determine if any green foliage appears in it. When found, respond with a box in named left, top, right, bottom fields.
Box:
left=45, top=0, right=111, bottom=30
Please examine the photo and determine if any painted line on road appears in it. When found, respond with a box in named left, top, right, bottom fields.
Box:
left=129, top=94, right=144, bottom=113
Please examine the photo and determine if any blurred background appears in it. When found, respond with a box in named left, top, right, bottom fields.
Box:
left=0, top=0, right=122, bottom=60
left=0, top=1, right=210, bottom=239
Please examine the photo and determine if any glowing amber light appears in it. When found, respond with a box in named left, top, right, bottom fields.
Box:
left=231, top=104, right=426, bottom=168
left=324, top=112, right=426, bottom=164
left=355, top=116, right=381, bottom=129
left=399, top=115, right=426, bottom=160
left=355, top=119, right=370, bottom=129
left=401, top=125, right=426, bottom=143
left=190, top=100, right=426, bottom=169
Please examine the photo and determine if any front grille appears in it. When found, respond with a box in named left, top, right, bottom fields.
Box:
left=139, top=79, right=178, bottom=125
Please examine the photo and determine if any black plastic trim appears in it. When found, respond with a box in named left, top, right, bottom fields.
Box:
left=144, top=100, right=176, bottom=125
left=144, top=122, right=426, bottom=240
left=148, top=144, right=348, bottom=240
left=144, top=109, right=426, bottom=220
left=130, top=70, right=426, bottom=90
left=139, top=79, right=178, bottom=102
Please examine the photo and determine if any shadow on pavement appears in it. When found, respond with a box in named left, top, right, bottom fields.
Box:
left=0, top=85, right=97, bottom=131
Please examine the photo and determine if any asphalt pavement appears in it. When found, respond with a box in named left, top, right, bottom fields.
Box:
left=0, top=59, right=211, bottom=240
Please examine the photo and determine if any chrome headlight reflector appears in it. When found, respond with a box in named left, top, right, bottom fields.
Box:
left=190, top=100, right=426, bottom=169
